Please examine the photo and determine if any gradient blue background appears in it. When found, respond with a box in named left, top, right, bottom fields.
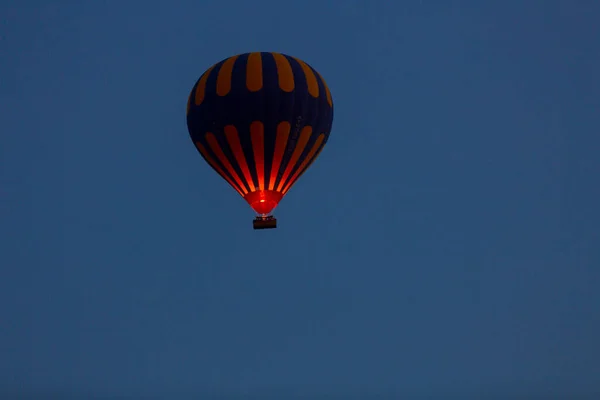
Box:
left=1, top=1, right=599, bottom=399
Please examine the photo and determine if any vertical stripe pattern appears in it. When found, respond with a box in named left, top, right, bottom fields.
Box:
left=186, top=52, right=334, bottom=215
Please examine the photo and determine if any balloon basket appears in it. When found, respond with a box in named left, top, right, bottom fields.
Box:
left=253, top=215, right=277, bottom=230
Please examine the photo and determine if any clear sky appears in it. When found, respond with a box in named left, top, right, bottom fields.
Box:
left=1, top=1, right=599, bottom=399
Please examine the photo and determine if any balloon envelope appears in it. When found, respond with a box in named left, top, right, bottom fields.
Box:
left=186, top=52, right=334, bottom=216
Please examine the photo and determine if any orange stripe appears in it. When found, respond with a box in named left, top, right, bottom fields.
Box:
left=272, top=53, right=294, bottom=92
left=293, top=58, right=319, bottom=98
left=282, top=134, right=325, bottom=195
left=205, top=132, right=248, bottom=194
left=317, top=71, right=333, bottom=107
left=276, top=126, right=313, bottom=192
left=195, top=142, right=244, bottom=197
left=217, top=55, right=238, bottom=96
left=194, top=65, right=214, bottom=105
left=224, top=125, right=256, bottom=192
left=246, top=52, right=263, bottom=92
left=250, top=121, right=265, bottom=190
left=268, top=121, right=290, bottom=190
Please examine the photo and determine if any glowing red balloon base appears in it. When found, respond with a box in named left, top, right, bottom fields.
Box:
left=244, top=190, right=283, bottom=230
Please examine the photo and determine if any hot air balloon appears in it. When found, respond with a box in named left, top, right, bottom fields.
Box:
left=186, top=52, right=334, bottom=229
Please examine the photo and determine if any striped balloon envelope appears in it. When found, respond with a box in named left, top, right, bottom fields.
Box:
left=186, top=52, right=334, bottom=229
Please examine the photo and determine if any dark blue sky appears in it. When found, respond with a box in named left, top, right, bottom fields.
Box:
left=1, top=1, right=599, bottom=399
